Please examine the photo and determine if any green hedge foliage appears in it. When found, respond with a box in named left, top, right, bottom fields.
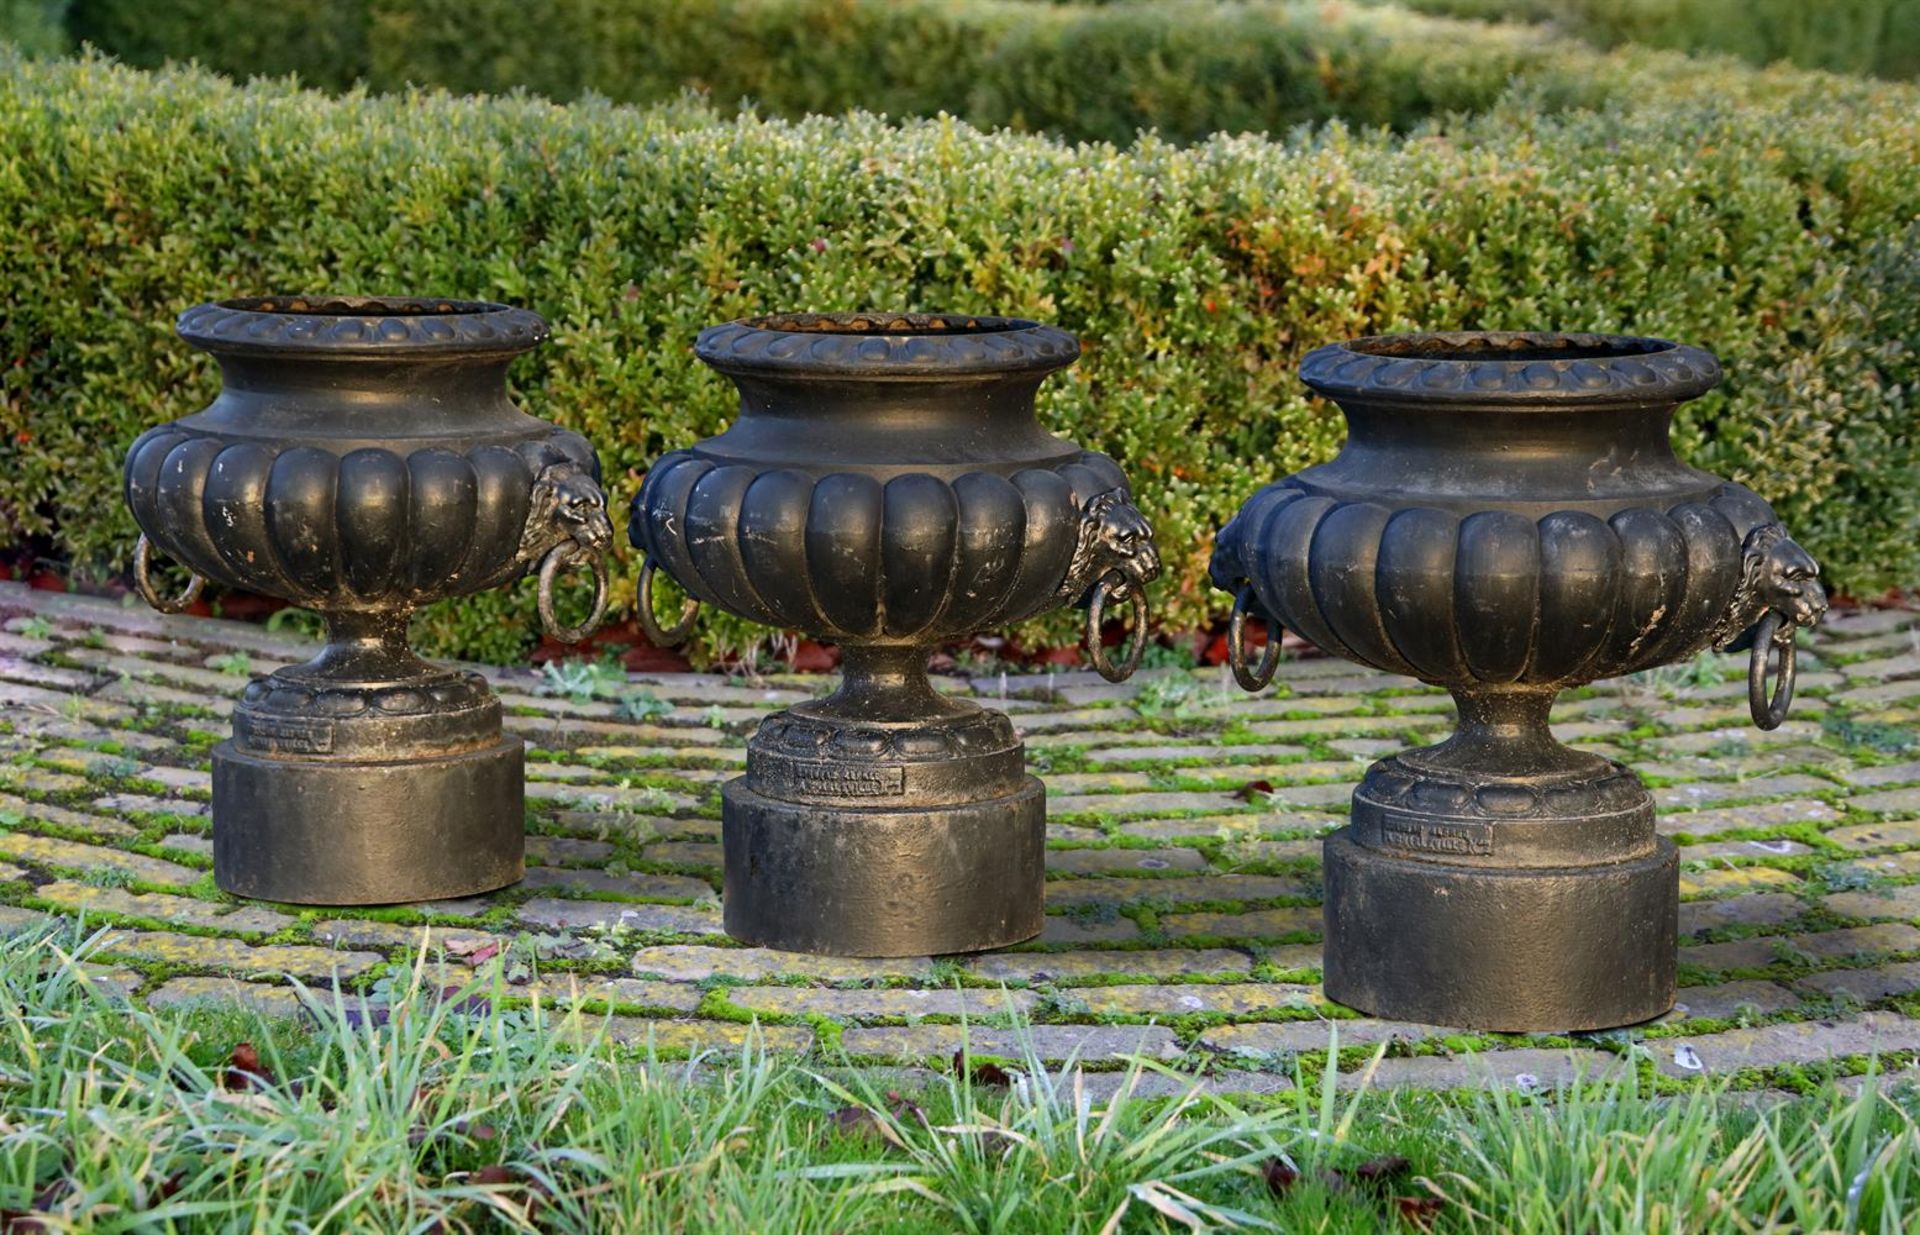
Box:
left=0, top=0, right=68, bottom=56
left=2, top=50, right=1916, bottom=662
left=59, top=0, right=1695, bottom=145
left=1559, top=0, right=1920, bottom=82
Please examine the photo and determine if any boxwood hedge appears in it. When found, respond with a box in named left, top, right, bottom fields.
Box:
left=1, top=49, right=1915, bottom=662
left=53, top=0, right=1706, bottom=145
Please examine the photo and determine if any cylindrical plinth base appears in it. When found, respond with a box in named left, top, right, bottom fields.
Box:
left=212, top=737, right=525, bottom=905
left=1322, top=827, right=1678, bottom=1032
left=721, top=775, right=1045, bottom=956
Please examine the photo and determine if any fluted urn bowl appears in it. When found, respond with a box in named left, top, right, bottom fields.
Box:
left=123, top=296, right=614, bottom=906
left=631, top=312, right=1162, bottom=956
left=1210, top=332, right=1826, bottom=1031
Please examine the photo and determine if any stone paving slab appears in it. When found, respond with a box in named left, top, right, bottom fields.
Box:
left=3, top=581, right=1920, bottom=1092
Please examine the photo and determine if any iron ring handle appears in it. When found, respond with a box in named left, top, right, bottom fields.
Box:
left=1227, top=584, right=1281, bottom=692
left=131, top=534, right=205, bottom=614
left=1747, top=610, right=1796, bottom=731
left=537, top=541, right=610, bottom=644
left=636, top=554, right=699, bottom=649
left=1086, top=569, right=1149, bottom=684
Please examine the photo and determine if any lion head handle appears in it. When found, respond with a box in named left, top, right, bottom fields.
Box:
left=1711, top=523, right=1828, bottom=731
left=1059, top=488, right=1162, bottom=684
left=519, top=457, right=614, bottom=644
left=518, top=458, right=615, bottom=567
left=1059, top=488, right=1163, bottom=606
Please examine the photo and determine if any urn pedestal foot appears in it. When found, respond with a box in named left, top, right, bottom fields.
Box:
left=1322, top=695, right=1679, bottom=1031
left=212, top=736, right=524, bottom=905
left=1322, top=829, right=1677, bottom=1033
left=720, top=646, right=1046, bottom=956
left=210, top=637, right=527, bottom=905
left=721, top=776, right=1045, bottom=957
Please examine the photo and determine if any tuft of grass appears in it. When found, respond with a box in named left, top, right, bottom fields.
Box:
left=0, top=923, right=1917, bottom=1231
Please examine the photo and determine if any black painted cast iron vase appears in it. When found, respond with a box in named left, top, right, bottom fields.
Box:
left=1209, top=333, right=1827, bottom=1032
left=631, top=313, right=1162, bottom=956
left=124, top=297, right=614, bottom=905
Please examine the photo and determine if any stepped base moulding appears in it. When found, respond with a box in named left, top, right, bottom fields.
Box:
left=125, top=296, right=612, bottom=905
left=1211, top=332, right=1827, bottom=1031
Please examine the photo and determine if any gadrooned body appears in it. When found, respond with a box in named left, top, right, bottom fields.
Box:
left=631, top=313, right=1162, bottom=956
left=1211, top=332, right=1826, bottom=1031
left=123, top=296, right=613, bottom=905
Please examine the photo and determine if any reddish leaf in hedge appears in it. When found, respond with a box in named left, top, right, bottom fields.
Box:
left=1348, top=1155, right=1411, bottom=1187
left=1263, top=1156, right=1300, bottom=1197
left=1395, top=1195, right=1444, bottom=1227
left=1235, top=780, right=1275, bottom=801
left=950, top=1050, right=1014, bottom=1086
left=223, top=1042, right=274, bottom=1091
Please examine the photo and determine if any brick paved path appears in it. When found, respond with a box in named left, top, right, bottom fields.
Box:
left=4, top=580, right=1920, bottom=1093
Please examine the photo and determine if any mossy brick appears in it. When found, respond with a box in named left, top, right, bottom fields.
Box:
left=1050, top=790, right=1255, bottom=818
left=1045, top=847, right=1211, bottom=876
left=544, top=810, right=672, bottom=842
left=0, top=681, right=133, bottom=722
left=0, top=861, right=24, bottom=882
left=0, top=831, right=201, bottom=886
left=1260, top=782, right=1362, bottom=810
left=0, top=660, right=98, bottom=692
left=519, top=974, right=704, bottom=1013
left=1656, top=1013, right=1920, bottom=1078
left=147, top=976, right=309, bottom=1017
left=1834, top=851, right=1920, bottom=881
left=37, top=881, right=292, bottom=933
left=1680, top=937, right=1791, bottom=972
left=523, top=781, right=699, bottom=812
left=0, top=793, right=139, bottom=840
left=1198, top=1018, right=1439, bottom=1055
left=1043, top=874, right=1311, bottom=909
left=1823, top=819, right=1920, bottom=851
left=1655, top=776, right=1835, bottom=810
left=95, top=678, right=228, bottom=714
left=600, top=1019, right=814, bottom=1052
left=1820, top=610, right=1920, bottom=638
left=1244, top=716, right=1443, bottom=741
left=0, top=905, right=53, bottom=934
left=1834, top=681, right=1920, bottom=708
left=1678, top=866, right=1802, bottom=898
left=519, top=898, right=723, bottom=935
left=1160, top=906, right=1322, bottom=941
left=1791, top=924, right=1920, bottom=959
left=1233, top=839, right=1326, bottom=863
left=519, top=867, right=713, bottom=900
left=0, top=768, right=88, bottom=795
left=91, top=793, right=207, bottom=818
left=1679, top=893, right=1804, bottom=936
left=1039, top=914, right=1141, bottom=945
left=1265, top=943, right=1325, bottom=972
left=1679, top=839, right=1811, bottom=863
left=100, top=930, right=382, bottom=978
left=968, top=948, right=1249, bottom=984
left=1657, top=799, right=1839, bottom=839
left=840, top=1024, right=1179, bottom=1064
left=1822, top=887, right=1920, bottom=923
left=1798, top=962, right=1920, bottom=1002
left=1015, top=708, right=1139, bottom=734
left=1073, top=983, right=1321, bottom=1017
left=630, top=945, right=931, bottom=982
left=62, top=649, right=249, bottom=694
left=1346, top=1048, right=1627, bottom=1091
left=1672, top=980, right=1803, bottom=1020
left=1653, top=723, right=1825, bottom=755
left=157, top=833, right=214, bottom=858
left=312, top=920, right=501, bottom=953
left=1084, top=743, right=1308, bottom=765
left=1040, top=771, right=1157, bottom=794
left=524, top=835, right=616, bottom=866
left=1120, top=813, right=1338, bottom=841
left=638, top=841, right=722, bottom=868
left=1850, top=787, right=1920, bottom=816
left=725, top=986, right=1039, bottom=1021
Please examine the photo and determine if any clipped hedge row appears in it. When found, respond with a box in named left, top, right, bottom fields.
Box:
left=1559, top=0, right=1920, bottom=82
left=60, top=0, right=1707, bottom=145
left=3, top=51, right=1917, bottom=663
